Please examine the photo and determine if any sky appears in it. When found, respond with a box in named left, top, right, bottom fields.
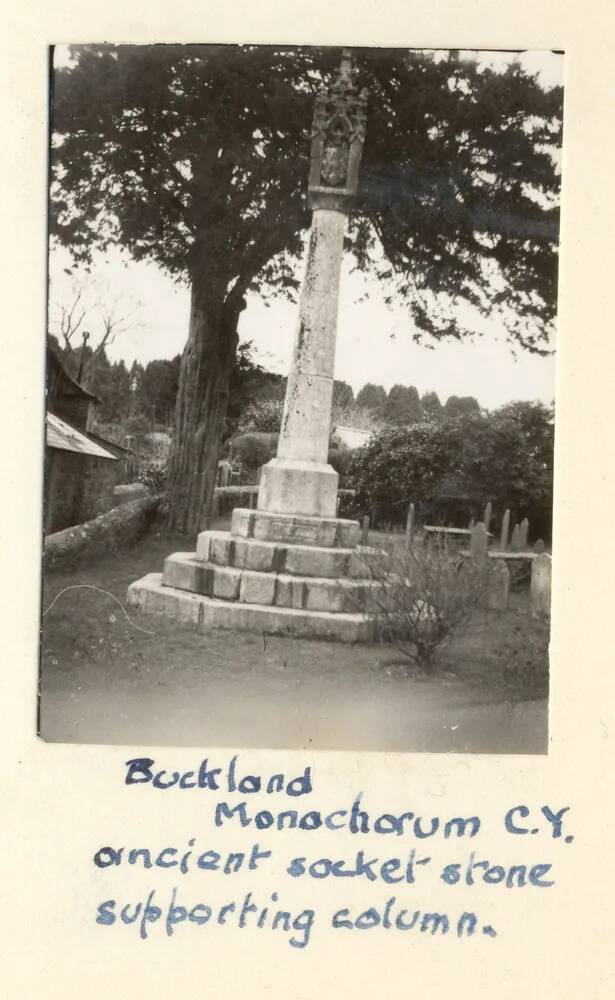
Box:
left=48, top=47, right=563, bottom=410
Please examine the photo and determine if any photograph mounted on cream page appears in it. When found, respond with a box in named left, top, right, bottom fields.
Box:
left=41, top=43, right=562, bottom=752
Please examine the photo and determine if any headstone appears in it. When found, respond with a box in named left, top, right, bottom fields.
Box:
left=510, top=523, right=522, bottom=552
left=533, top=539, right=546, bottom=554
left=487, top=558, right=510, bottom=611
left=530, top=553, right=552, bottom=617
left=519, top=517, right=530, bottom=549
left=500, top=509, right=511, bottom=551
left=470, top=522, right=488, bottom=559
left=361, top=514, right=370, bottom=546
left=468, top=517, right=476, bottom=530
left=483, top=501, right=493, bottom=531
left=218, top=461, right=232, bottom=487
left=405, top=502, right=415, bottom=548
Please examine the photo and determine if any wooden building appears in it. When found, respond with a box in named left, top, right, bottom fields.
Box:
left=45, top=347, right=130, bottom=533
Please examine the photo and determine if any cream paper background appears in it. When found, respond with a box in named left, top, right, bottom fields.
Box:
left=1, top=1, right=614, bottom=996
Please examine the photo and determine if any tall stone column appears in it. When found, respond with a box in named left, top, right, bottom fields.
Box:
left=258, top=50, right=367, bottom=519
left=129, top=50, right=374, bottom=643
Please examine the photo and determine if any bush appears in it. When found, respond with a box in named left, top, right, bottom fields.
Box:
left=347, top=404, right=554, bottom=540
left=328, top=446, right=354, bottom=482
left=229, top=431, right=279, bottom=471
left=358, top=536, right=489, bottom=671
left=124, top=414, right=152, bottom=436
left=137, top=458, right=168, bottom=494
left=238, top=398, right=284, bottom=434
left=347, top=422, right=457, bottom=525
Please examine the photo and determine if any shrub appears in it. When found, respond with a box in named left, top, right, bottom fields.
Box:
left=327, top=446, right=354, bottom=482
left=346, top=405, right=554, bottom=540
left=229, top=431, right=278, bottom=471
left=124, top=414, right=152, bottom=436
left=347, top=422, right=457, bottom=525
left=358, top=536, right=489, bottom=671
left=136, top=458, right=168, bottom=494
left=238, top=398, right=284, bottom=433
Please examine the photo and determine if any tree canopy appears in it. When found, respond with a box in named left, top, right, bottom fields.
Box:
left=52, top=44, right=562, bottom=351
left=50, top=44, right=562, bottom=530
left=347, top=400, right=554, bottom=537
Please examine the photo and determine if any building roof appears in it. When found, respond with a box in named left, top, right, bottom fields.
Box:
left=46, top=413, right=118, bottom=460
left=47, top=345, right=99, bottom=403
left=87, top=431, right=131, bottom=458
left=331, top=425, right=372, bottom=450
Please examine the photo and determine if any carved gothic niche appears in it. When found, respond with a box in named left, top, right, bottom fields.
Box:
left=308, top=50, right=368, bottom=211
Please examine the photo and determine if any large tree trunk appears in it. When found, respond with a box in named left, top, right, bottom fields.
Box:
left=165, top=281, right=240, bottom=534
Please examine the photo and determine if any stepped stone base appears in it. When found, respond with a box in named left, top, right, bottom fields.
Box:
left=257, top=458, right=338, bottom=519
left=127, top=573, right=373, bottom=642
left=162, top=551, right=374, bottom=613
left=230, top=508, right=360, bottom=548
left=127, top=507, right=373, bottom=642
left=197, top=530, right=368, bottom=578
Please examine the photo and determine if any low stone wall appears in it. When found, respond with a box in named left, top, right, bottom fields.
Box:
left=45, top=495, right=162, bottom=570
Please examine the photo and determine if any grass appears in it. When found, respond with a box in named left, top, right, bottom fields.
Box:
left=39, top=524, right=548, bottom=752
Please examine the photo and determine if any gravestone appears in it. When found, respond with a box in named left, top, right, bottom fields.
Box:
left=510, top=523, right=522, bottom=552
left=483, top=501, right=493, bottom=531
left=500, top=509, right=511, bottom=551
left=470, top=522, right=489, bottom=559
left=405, top=503, right=415, bottom=548
left=530, top=553, right=552, bottom=617
left=487, top=558, right=510, bottom=611
left=519, top=517, right=530, bottom=549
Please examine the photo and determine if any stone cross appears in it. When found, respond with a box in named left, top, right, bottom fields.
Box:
left=258, top=50, right=367, bottom=519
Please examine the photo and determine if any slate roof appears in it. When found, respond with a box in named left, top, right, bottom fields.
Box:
left=46, top=413, right=117, bottom=460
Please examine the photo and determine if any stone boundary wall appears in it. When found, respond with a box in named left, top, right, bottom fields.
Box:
left=45, top=495, right=162, bottom=570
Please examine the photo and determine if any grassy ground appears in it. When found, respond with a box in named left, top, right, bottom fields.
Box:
left=40, top=525, right=548, bottom=753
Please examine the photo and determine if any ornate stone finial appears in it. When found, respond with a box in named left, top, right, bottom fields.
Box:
left=308, top=47, right=368, bottom=211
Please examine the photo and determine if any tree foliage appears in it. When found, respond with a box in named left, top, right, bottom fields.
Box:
left=384, top=383, right=424, bottom=424
left=352, top=48, right=562, bottom=352
left=443, top=394, right=481, bottom=418
left=421, top=390, right=443, bottom=421
left=137, top=356, right=181, bottom=424
left=52, top=45, right=562, bottom=350
left=332, top=379, right=355, bottom=409
left=356, top=382, right=388, bottom=414
left=348, top=401, right=554, bottom=534
left=50, top=44, right=562, bottom=529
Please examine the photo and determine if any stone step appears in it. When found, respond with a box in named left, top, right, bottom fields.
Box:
left=231, top=508, right=360, bottom=548
left=127, top=574, right=373, bottom=642
left=197, top=530, right=370, bottom=579
left=162, top=552, right=376, bottom=614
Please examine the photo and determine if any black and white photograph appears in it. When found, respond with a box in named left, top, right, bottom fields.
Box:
left=41, top=42, right=563, bottom=753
